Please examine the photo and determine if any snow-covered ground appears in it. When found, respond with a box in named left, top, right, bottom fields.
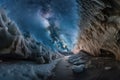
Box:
left=0, top=59, right=60, bottom=80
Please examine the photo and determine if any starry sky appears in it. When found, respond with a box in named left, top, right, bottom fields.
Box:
left=0, top=0, right=79, bottom=51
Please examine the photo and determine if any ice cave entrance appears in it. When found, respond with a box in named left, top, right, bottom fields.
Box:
left=43, top=18, right=72, bottom=54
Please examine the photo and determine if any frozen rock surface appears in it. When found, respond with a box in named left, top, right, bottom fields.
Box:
left=0, top=9, right=60, bottom=63
left=68, top=51, right=90, bottom=65
left=72, top=64, right=85, bottom=73
left=0, top=8, right=62, bottom=80
left=0, top=59, right=60, bottom=80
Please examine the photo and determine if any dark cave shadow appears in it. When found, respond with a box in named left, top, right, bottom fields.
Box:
left=0, top=53, right=34, bottom=62
left=99, top=49, right=115, bottom=58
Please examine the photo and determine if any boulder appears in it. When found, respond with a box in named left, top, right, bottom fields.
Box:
left=72, top=64, right=85, bottom=74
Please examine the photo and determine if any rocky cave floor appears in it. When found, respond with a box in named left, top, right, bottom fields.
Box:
left=0, top=52, right=120, bottom=80
left=50, top=52, right=120, bottom=80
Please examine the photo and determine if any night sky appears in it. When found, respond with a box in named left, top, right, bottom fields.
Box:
left=0, top=0, right=79, bottom=51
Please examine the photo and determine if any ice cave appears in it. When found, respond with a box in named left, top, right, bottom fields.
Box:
left=0, top=0, right=120, bottom=80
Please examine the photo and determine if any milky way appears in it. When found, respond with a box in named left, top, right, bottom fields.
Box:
left=0, top=0, right=79, bottom=51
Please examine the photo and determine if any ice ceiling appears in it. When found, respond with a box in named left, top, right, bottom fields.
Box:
left=0, top=0, right=79, bottom=51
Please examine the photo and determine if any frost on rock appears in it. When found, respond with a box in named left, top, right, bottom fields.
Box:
left=68, top=51, right=90, bottom=65
left=0, top=9, right=59, bottom=63
left=72, top=64, right=85, bottom=74
left=0, top=59, right=60, bottom=80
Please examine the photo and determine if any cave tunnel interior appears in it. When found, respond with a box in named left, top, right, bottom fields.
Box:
left=1, top=0, right=120, bottom=80
left=0, top=0, right=79, bottom=54
left=0, top=0, right=119, bottom=58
